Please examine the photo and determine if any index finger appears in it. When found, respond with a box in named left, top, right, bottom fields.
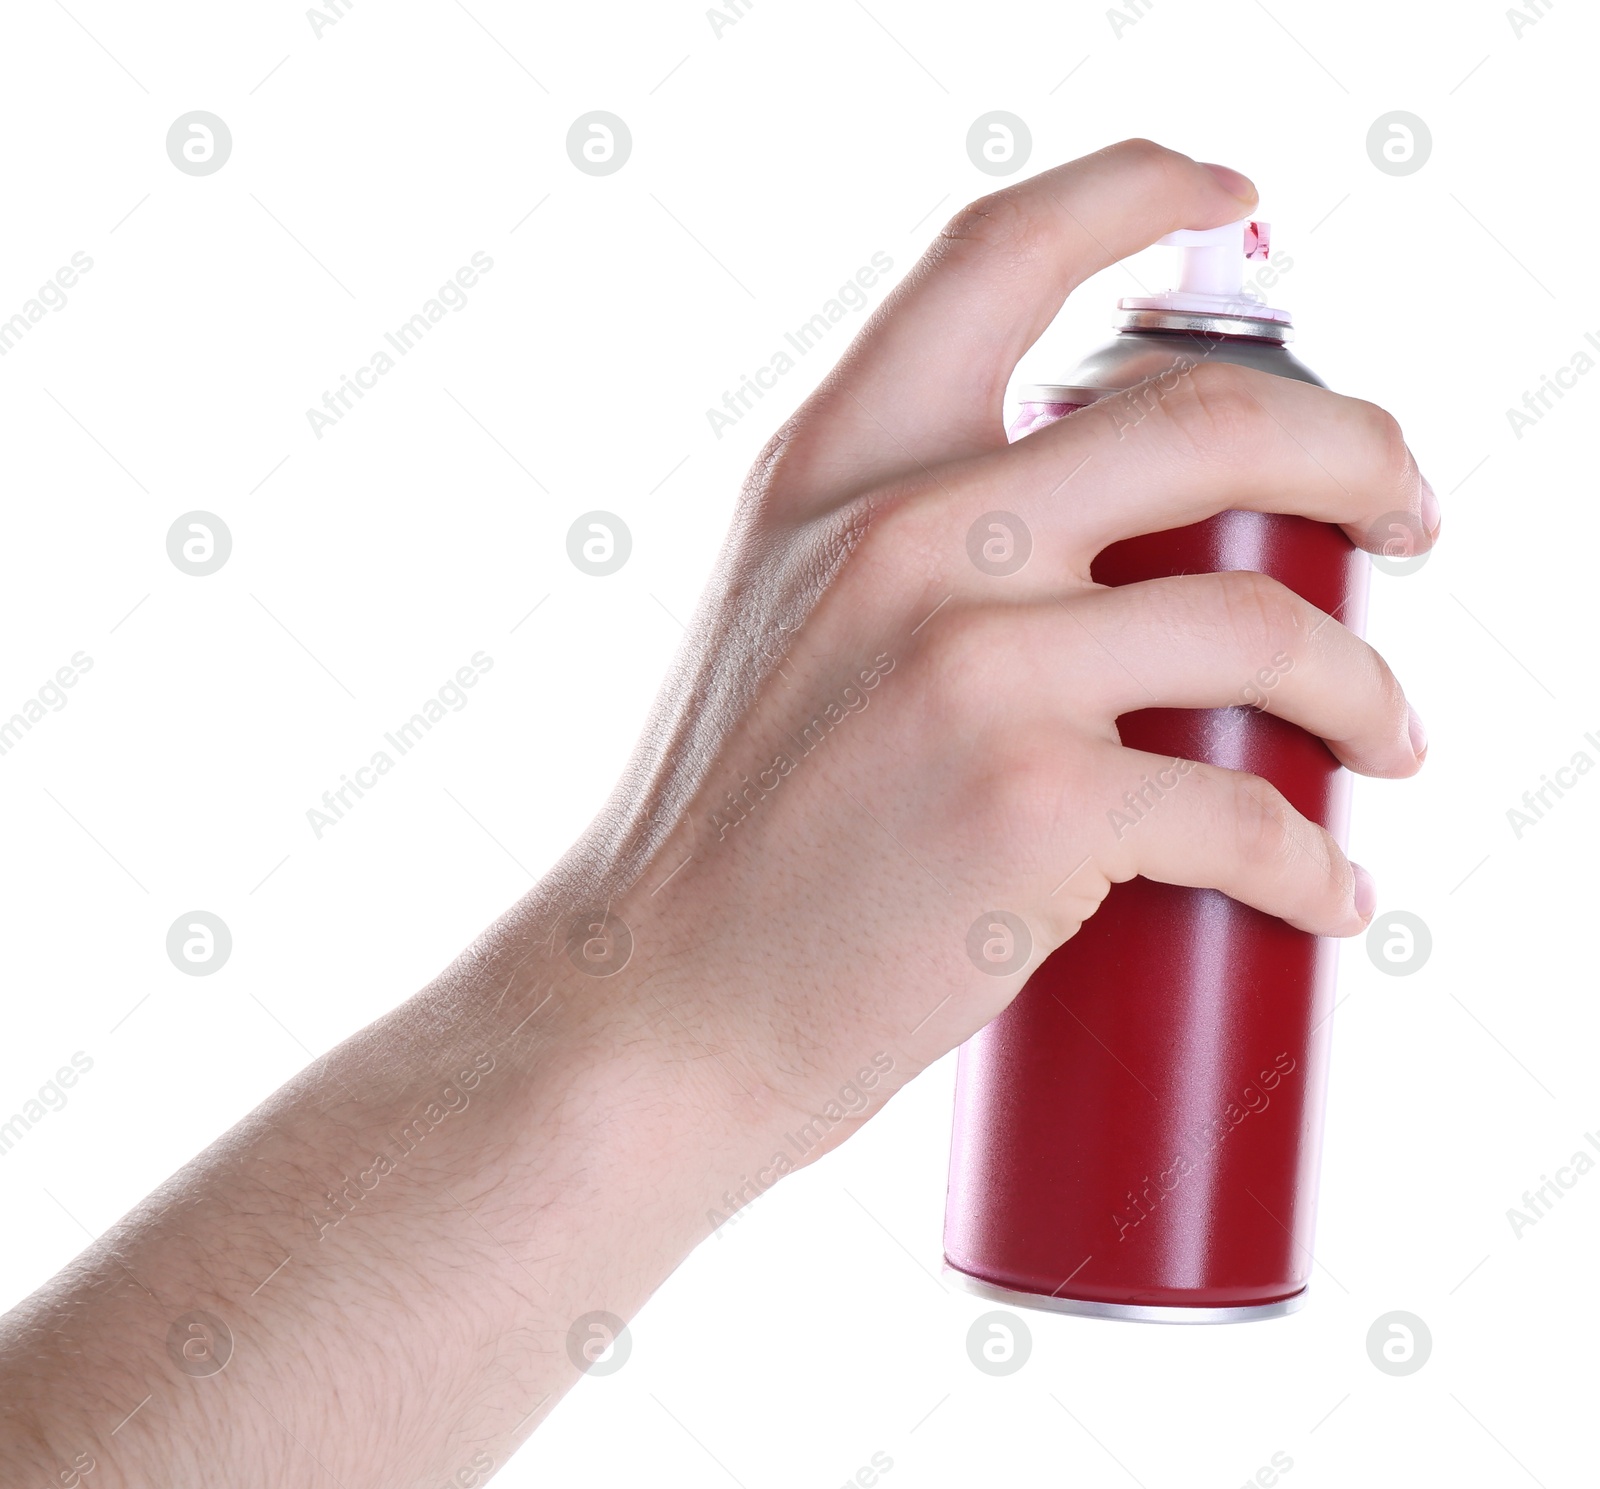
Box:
left=778, top=140, right=1258, bottom=504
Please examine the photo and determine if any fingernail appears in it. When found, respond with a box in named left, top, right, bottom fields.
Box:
left=1199, top=162, right=1258, bottom=205
left=1419, top=476, right=1441, bottom=539
left=1407, top=704, right=1428, bottom=763
left=1351, top=862, right=1377, bottom=922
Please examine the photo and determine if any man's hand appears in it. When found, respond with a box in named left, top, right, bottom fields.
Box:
left=597, top=137, right=1433, bottom=1152
left=0, top=140, right=1434, bottom=1489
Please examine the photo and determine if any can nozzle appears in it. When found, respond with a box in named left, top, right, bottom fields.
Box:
left=1119, top=218, right=1289, bottom=325
left=1163, top=220, right=1269, bottom=295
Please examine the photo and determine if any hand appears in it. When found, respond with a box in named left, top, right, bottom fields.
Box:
left=574, top=137, right=1436, bottom=1162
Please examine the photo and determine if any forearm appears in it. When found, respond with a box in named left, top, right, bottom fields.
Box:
left=0, top=873, right=763, bottom=1489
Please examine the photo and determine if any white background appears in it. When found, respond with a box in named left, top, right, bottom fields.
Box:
left=1, top=1, right=1594, bottom=1485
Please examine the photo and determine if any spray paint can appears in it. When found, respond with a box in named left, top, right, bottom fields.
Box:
left=943, top=219, right=1368, bottom=1322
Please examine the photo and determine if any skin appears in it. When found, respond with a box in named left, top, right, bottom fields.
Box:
left=0, top=140, right=1435, bottom=1488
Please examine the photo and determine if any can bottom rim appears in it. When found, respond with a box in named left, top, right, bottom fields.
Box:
left=944, top=1265, right=1308, bottom=1325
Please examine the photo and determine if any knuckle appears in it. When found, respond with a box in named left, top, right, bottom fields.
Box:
left=917, top=607, right=1006, bottom=716
left=956, top=726, right=1064, bottom=858
left=1224, top=776, right=1347, bottom=919
left=849, top=480, right=927, bottom=559
left=1366, top=648, right=1412, bottom=744
left=941, top=188, right=1051, bottom=268
left=1350, top=397, right=1413, bottom=488
left=1211, top=569, right=1302, bottom=655
left=1110, top=136, right=1173, bottom=168
left=942, top=140, right=1190, bottom=269
left=990, top=746, right=1062, bottom=828
left=1161, top=361, right=1267, bottom=460
left=1227, top=774, right=1296, bottom=869
left=842, top=471, right=962, bottom=584
left=1305, top=825, right=1352, bottom=915
left=1117, top=137, right=1200, bottom=198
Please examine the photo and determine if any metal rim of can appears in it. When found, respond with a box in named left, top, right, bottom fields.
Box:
left=1014, top=384, right=1103, bottom=404
left=944, top=1264, right=1309, bottom=1325
left=1114, top=308, right=1295, bottom=343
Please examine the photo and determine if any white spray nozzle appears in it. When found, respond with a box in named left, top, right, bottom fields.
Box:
left=1119, top=218, right=1288, bottom=324
left=1160, top=220, right=1269, bottom=296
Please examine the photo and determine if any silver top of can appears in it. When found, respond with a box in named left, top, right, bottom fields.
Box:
left=1014, top=383, right=1085, bottom=404
left=1013, top=218, right=1310, bottom=407
left=1016, top=323, right=1323, bottom=409
left=1113, top=307, right=1293, bottom=342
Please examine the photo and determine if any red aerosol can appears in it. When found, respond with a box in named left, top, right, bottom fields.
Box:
left=944, top=219, right=1368, bottom=1322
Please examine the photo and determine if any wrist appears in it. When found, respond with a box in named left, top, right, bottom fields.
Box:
left=483, top=835, right=906, bottom=1224
left=430, top=870, right=788, bottom=1259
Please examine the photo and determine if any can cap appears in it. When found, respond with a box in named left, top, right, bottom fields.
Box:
left=1117, top=218, right=1289, bottom=324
